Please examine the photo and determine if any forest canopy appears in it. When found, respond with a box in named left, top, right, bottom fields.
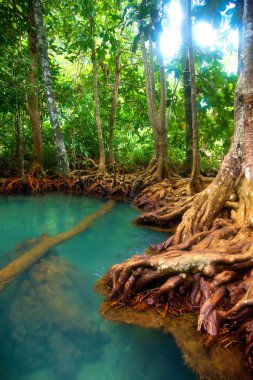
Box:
left=0, top=0, right=238, bottom=176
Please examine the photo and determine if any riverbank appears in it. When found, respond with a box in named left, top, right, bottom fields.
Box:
left=97, top=279, right=253, bottom=380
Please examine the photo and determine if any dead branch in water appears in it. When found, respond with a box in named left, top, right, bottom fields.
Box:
left=0, top=200, right=115, bottom=292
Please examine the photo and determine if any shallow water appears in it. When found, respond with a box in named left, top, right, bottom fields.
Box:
left=0, top=195, right=197, bottom=380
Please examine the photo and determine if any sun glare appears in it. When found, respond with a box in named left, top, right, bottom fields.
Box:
left=160, top=0, right=182, bottom=60
left=194, top=22, right=219, bottom=49
left=160, top=0, right=238, bottom=73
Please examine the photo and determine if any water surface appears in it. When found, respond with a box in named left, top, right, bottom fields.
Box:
left=0, top=195, right=197, bottom=380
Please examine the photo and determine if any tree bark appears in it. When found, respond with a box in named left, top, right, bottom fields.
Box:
left=90, top=16, right=106, bottom=174
left=15, top=99, right=21, bottom=166
left=148, top=36, right=159, bottom=128
left=140, top=35, right=156, bottom=129
left=156, top=41, right=170, bottom=178
left=108, top=50, right=121, bottom=164
left=32, top=0, right=69, bottom=176
left=27, top=0, right=44, bottom=166
left=237, top=0, right=243, bottom=75
left=181, top=0, right=192, bottom=174
left=140, top=34, right=174, bottom=181
left=186, top=0, right=200, bottom=192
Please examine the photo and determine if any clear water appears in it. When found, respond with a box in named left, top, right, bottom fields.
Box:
left=0, top=195, right=197, bottom=380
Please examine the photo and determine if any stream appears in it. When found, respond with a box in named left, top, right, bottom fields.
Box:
left=0, top=194, right=196, bottom=380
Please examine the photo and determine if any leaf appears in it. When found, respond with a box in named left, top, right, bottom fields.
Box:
left=180, top=122, right=186, bottom=131
left=138, top=3, right=152, bottom=20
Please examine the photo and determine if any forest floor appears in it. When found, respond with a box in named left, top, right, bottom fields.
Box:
left=0, top=166, right=138, bottom=198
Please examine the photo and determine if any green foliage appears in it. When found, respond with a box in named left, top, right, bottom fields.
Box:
left=0, top=0, right=239, bottom=174
left=193, top=0, right=228, bottom=27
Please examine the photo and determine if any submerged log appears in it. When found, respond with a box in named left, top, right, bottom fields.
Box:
left=0, top=200, right=115, bottom=292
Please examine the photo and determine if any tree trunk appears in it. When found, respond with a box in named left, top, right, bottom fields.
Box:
left=148, top=37, right=159, bottom=127
left=32, top=0, right=69, bottom=176
left=140, top=34, right=156, bottom=130
left=27, top=0, right=44, bottom=166
left=108, top=50, right=121, bottom=164
left=155, top=41, right=171, bottom=179
left=185, top=0, right=200, bottom=192
left=14, top=86, right=25, bottom=177
left=237, top=0, right=243, bottom=75
left=181, top=0, right=192, bottom=174
left=139, top=34, right=174, bottom=181
left=183, top=57, right=193, bottom=173
left=15, top=99, right=21, bottom=166
left=90, top=17, right=106, bottom=174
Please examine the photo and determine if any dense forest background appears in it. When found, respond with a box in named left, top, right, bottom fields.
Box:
left=0, top=0, right=238, bottom=176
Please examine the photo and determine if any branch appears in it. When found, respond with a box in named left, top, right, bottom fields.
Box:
left=0, top=201, right=115, bottom=293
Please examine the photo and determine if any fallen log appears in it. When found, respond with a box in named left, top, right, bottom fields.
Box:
left=0, top=200, right=115, bottom=292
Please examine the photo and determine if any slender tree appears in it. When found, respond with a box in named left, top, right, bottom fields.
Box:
left=236, top=0, right=243, bottom=75
left=108, top=49, right=121, bottom=164
left=185, top=0, right=201, bottom=193
left=32, top=0, right=69, bottom=176
left=140, top=31, right=175, bottom=182
left=181, top=0, right=192, bottom=175
left=26, top=0, right=44, bottom=166
left=90, top=12, right=106, bottom=174
left=180, top=0, right=201, bottom=188
left=14, top=95, right=23, bottom=174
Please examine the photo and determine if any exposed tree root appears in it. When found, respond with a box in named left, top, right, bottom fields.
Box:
left=135, top=175, right=214, bottom=211
left=0, top=165, right=213, bottom=206
left=133, top=175, right=214, bottom=232
left=80, top=170, right=137, bottom=198
left=135, top=194, right=196, bottom=227
left=103, top=223, right=253, bottom=358
left=186, top=175, right=203, bottom=196
left=130, top=160, right=179, bottom=198
left=0, top=167, right=138, bottom=198
left=171, top=150, right=239, bottom=244
left=134, top=178, right=189, bottom=211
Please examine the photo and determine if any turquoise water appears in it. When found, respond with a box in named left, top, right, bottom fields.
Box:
left=0, top=195, right=197, bottom=380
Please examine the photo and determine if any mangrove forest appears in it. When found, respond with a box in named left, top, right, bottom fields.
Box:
left=1, top=0, right=253, bottom=379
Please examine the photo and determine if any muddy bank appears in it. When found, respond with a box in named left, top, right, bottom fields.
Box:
left=0, top=169, right=137, bottom=199
left=97, top=280, right=252, bottom=380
